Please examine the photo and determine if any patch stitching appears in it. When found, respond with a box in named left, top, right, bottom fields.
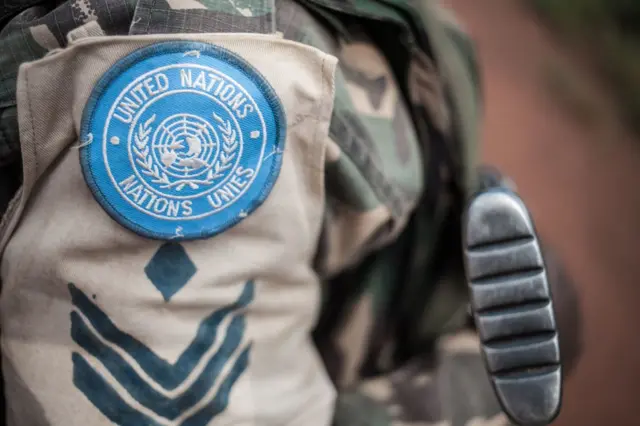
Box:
left=80, top=41, right=286, bottom=240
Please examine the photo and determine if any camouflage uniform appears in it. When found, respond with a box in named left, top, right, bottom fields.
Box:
left=0, top=0, right=527, bottom=425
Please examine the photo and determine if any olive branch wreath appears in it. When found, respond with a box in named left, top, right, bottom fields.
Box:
left=133, top=113, right=239, bottom=192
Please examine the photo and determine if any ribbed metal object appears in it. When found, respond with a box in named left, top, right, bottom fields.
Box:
left=464, top=189, right=562, bottom=425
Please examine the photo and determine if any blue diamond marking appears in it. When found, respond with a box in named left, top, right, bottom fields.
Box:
left=144, top=243, right=197, bottom=301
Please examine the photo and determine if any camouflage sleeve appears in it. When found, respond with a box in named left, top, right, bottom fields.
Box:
left=308, top=3, right=498, bottom=425
left=312, top=0, right=485, bottom=375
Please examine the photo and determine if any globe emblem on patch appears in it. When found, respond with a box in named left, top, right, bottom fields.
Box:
left=80, top=41, right=285, bottom=240
left=140, top=112, right=235, bottom=191
left=151, top=114, right=222, bottom=183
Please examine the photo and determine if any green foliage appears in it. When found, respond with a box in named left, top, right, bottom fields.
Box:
left=528, top=0, right=640, bottom=134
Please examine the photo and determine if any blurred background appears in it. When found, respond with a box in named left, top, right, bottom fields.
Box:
left=443, top=0, right=640, bottom=425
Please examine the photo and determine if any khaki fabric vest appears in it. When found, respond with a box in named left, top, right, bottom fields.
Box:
left=0, top=28, right=337, bottom=426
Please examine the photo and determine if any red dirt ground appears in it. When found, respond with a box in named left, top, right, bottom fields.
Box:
left=446, top=0, right=640, bottom=424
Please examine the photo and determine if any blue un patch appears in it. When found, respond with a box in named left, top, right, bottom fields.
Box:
left=81, top=41, right=286, bottom=240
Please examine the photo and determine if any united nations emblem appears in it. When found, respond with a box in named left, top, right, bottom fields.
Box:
left=80, top=41, right=286, bottom=240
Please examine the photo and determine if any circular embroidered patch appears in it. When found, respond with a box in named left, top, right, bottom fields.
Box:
left=80, top=41, right=286, bottom=240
